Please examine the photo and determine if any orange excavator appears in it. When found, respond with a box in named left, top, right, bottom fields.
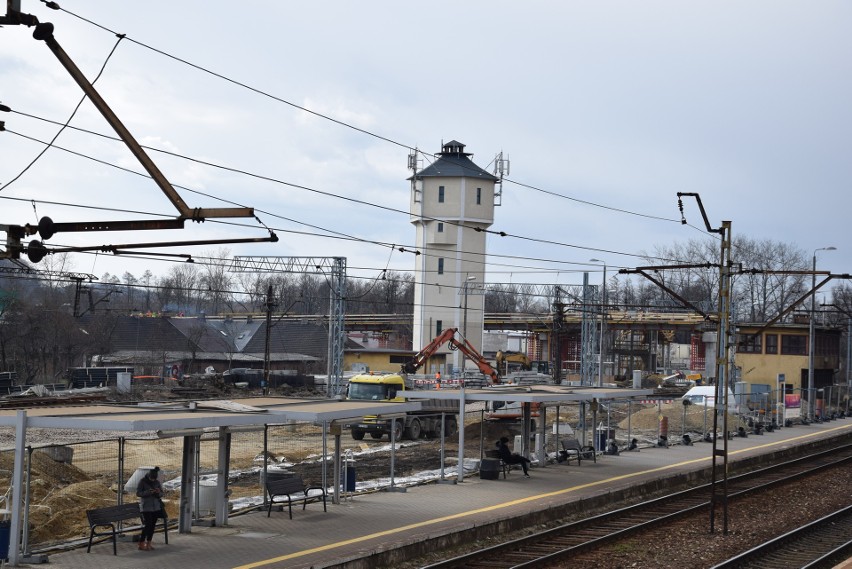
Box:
left=401, top=328, right=500, bottom=384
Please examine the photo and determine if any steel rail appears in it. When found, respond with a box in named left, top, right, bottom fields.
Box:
left=421, top=445, right=852, bottom=569
left=711, top=504, right=852, bottom=569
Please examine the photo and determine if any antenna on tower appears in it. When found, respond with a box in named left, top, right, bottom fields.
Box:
left=493, top=151, right=510, bottom=206
left=409, top=148, right=423, bottom=203
left=408, top=148, right=422, bottom=172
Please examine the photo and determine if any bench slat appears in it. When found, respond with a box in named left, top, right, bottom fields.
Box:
left=265, top=475, right=327, bottom=518
left=86, top=503, right=168, bottom=555
left=558, top=438, right=597, bottom=464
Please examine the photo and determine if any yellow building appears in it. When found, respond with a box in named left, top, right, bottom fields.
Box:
left=344, top=348, right=420, bottom=376
left=735, top=322, right=841, bottom=395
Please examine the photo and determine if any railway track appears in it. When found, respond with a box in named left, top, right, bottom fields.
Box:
left=711, top=504, right=852, bottom=569
left=421, top=445, right=852, bottom=569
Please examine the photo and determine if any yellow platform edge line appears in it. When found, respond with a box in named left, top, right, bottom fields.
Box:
left=234, top=424, right=852, bottom=569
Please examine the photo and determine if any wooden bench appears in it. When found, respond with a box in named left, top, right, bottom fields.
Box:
left=265, top=476, right=327, bottom=518
left=484, top=449, right=510, bottom=478
left=557, top=438, right=596, bottom=465
left=86, top=503, right=168, bottom=555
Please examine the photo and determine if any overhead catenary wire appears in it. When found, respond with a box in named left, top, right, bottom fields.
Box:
left=1, top=4, right=736, bottom=287
left=37, top=4, right=691, bottom=227
left=2, top=127, right=688, bottom=268
left=0, top=33, right=124, bottom=193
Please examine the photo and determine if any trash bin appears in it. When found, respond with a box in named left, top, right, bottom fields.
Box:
left=0, top=520, right=10, bottom=560
left=480, top=458, right=501, bottom=480
left=341, top=461, right=356, bottom=492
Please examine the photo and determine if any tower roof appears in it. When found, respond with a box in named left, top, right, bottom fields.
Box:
left=410, top=140, right=499, bottom=181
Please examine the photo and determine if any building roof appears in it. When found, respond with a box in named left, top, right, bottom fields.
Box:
left=92, top=315, right=192, bottom=352
left=97, top=350, right=318, bottom=365
left=170, top=317, right=263, bottom=353
left=91, top=316, right=359, bottom=365
left=242, top=319, right=363, bottom=358
left=410, top=140, right=499, bottom=181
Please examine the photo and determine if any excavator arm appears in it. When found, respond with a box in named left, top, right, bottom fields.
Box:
left=401, top=328, right=501, bottom=384
left=401, top=328, right=459, bottom=374
left=449, top=335, right=500, bottom=384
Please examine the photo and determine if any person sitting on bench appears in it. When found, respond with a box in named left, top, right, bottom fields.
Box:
left=496, top=437, right=531, bottom=477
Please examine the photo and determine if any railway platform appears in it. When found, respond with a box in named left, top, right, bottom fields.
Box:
left=30, top=419, right=852, bottom=569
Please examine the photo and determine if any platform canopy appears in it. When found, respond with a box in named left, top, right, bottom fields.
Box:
left=398, top=385, right=653, bottom=404
left=0, top=397, right=421, bottom=433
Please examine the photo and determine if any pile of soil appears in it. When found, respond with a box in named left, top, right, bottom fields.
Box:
left=0, top=449, right=183, bottom=546
left=619, top=403, right=741, bottom=435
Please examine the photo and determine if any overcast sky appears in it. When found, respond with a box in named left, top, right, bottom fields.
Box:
left=2, top=1, right=851, bottom=296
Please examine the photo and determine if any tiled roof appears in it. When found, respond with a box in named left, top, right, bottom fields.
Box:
left=96, top=316, right=354, bottom=359
left=410, top=140, right=499, bottom=181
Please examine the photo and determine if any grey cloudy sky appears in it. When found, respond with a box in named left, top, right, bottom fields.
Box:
left=2, top=1, right=851, bottom=293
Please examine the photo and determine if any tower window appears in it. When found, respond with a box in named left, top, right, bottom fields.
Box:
left=437, top=258, right=444, bottom=275
left=436, top=320, right=443, bottom=336
left=438, top=186, right=445, bottom=203
left=437, top=222, right=444, bottom=233
left=476, top=187, right=482, bottom=205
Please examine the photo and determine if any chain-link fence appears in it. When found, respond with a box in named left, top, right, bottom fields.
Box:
left=4, top=385, right=849, bottom=552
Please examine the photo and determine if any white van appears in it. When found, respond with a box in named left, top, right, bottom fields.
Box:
left=682, top=385, right=738, bottom=413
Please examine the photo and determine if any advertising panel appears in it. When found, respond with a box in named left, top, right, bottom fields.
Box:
left=784, top=393, right=801, bottom=421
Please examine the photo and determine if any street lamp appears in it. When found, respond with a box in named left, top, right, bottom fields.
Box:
left=462, top=276, right=476, bottom=373
left=590, top=259, right=607, bottom=387
left=809, top=246, right=836, bottom=419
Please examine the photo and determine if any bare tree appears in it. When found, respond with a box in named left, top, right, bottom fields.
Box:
left=165, top=263, right=199, bottom=314
left=141, top=270, right=154, bottom=312
left=198, top=248, right=234, bottom=316
left=122, top=272, right=138, bottom=311
left=485, top=284, right=518, bottom=313
left=641, top=236, right=808, bottom=323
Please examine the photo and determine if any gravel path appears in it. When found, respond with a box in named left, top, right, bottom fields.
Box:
left=549, top=462, right=852, bottom=568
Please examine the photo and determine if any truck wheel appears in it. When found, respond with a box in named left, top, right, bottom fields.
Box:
left=351, top=429, right=365, bottom=441
left=392, top=420, right=403, bottom=442
left=443, top=418, right=458, bottom=438
left=404, top=418, right=422, bottom=440
left=370, top=432, right=383, bottom=440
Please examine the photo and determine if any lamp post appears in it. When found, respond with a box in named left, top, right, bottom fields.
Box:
left=809, top=246, right=836, bottom=419
left=462, top=276, right=476, bottom=373
left=590, top=259, right=607, bottom=387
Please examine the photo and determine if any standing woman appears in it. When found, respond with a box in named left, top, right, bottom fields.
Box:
left=136, top=467, right=163, bottom=550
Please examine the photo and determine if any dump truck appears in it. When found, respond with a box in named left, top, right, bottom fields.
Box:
left=347, top=328, right=500, bottom=441
left=347, top=373, right=459, bottom=441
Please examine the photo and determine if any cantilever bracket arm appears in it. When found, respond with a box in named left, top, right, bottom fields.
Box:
left=26, top=231, right=278, bottom=259
left=31, top=21, right=253, bottom=221
left=745, top=274, right=838, bottom=338
left=677, top=192, right=724, bottom=235
left=730, top=273, right=852, bottom=348
left=619, top=267, right=711, bottom=319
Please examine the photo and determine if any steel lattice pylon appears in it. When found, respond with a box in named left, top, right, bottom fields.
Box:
left=580, top=273, right=599, bottom=386
left=229, top=256, right=347, bottom=396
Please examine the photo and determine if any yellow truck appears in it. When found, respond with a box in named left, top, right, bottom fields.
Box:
left=347, top=328, right=500, bottom=441
left=346, top=373, right=458, bottom=441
